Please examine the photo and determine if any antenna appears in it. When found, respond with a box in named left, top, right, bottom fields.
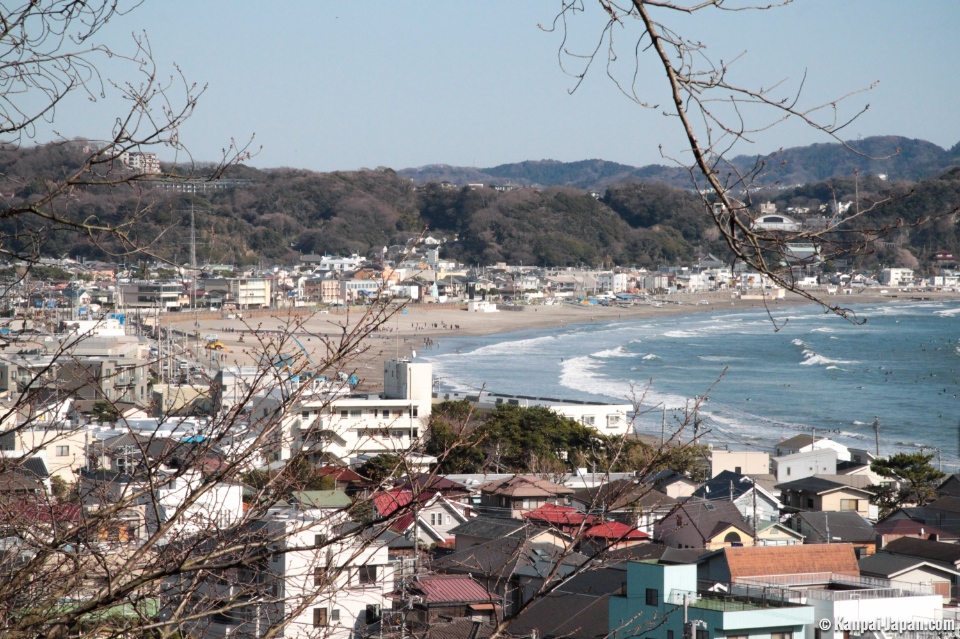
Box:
left=190, top=204, right=197, bottom=309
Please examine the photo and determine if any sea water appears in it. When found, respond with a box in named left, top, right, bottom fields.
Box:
left=425, top=300, right=960, bottom=467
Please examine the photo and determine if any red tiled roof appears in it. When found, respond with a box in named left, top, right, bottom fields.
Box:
left=407, top=574, right=495, bottom=604
left=523, top=504, right=596, bottom=527
left=584, top=521, right=649, bottom=540
left=316, top=466, right=368, bottom=482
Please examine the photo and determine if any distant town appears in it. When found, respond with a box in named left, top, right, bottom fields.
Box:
left=3, top=191, right=960, bottom=639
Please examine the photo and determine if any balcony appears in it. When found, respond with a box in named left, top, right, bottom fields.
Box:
left=735, top=573, right=935, bottom=600
left=670, top=583, right=807, bottom=612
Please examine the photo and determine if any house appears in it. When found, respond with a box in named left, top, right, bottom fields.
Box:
left=447, top=517, right=567, bottom=553
left=430, top=536, right=587, bottom=616
left=878, top=537, right=960, bottom=571
left=874, top=516, right=956, bottom=547
left=881, top=496, right=960, bottom=538
left=642, top=469, right=700, bottom=499
left=754, top=520, right=805, bottom=546
left=578, top=521, right=649, bottom=554
left=289, top=489, right=353, bottom=511
left=785, top=511, right=877, bottom=557
left=571, top=478, right=677, bottom=535
left=859, top=553, right=959, bottom=601
left=709, top=449, right=770, bottom=477
left=936, top=473, right=960, bottom=498
left=379, top=491, right=474, bottom=545
left=771, top=448, right=838, bottom=483
left=609, top=559, right=814, bottom=639
left=697, top=544, right=861, bottom=583
left=388, top=574, right=500, bottom=627
left=475, top=475, right=574, bottom=518
left=654, top=498, right=755, bottom=550
left=522, top=503, right=595, bottom=534
left=775, top=434, right=850, bottom=461
left=775, top=476, right=874, bottom=519
left=691, top=470, right=781, bottom=524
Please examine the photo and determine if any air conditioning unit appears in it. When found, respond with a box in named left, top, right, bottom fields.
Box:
left=366, top=604, right=381, bottom=622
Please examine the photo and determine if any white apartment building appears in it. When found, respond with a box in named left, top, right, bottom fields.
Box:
left=880, top=267, right=915, bottom=287
left=597, top=271, right=628, bottom=293
left=183, top=508, right=395, bottom=639
left=228, top=278, right=272, bottom=309
left=257, top=360, right=433, bottom=467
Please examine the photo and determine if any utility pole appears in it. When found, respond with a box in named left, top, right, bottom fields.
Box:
left=661, top=406, right=666, bottom=447
left=873, top=416, right=880, bottom=457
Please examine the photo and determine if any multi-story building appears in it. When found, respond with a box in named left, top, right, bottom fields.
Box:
left=228, top=278, right=272, bottom=309
left=119, top=281, right=183, bottom=311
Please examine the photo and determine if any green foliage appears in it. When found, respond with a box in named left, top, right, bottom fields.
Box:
left=869, top=452, right=945, bottom=514
left=355, top=454, right=403, bottom=484
left=426, top=402, right=708, bottom=479
left=90, top=401, right=118, bottom=423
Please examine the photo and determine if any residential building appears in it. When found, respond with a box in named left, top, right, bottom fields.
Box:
left=880, top=267, right=915, bottom=287
left=609, top=559, right=814, bottom=639
left=228, top=277, right=272, bottom=309
left=774, top=435, right=850, bottom=462
left=476, top=475, right=575, bottom=519
left=654, top=498, right=755, bottom=550
left=570, top=478, right=677, bottom=535
left=709, top=449, right=770, bottom=477
left=772, top=448, right=838, bottom=483
left=119, top=281, right=183, bottom=310
left=786, top=511, right=877, bottom=557
left=776, top=476, right=875, bottom=519
left=692, top=470, right=781, bottom=524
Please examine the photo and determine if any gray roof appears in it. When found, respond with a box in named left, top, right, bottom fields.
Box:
left=775, top=476, right=872, bottom=495
left=859, top=552, right=960, bottom=579
left=789, top=511, right=875, bottom=544
left=508, top=591, right=609, bottom=639
left=448, top=516, right=526, bottom=540
left=882, top=537, right=960, bottom=565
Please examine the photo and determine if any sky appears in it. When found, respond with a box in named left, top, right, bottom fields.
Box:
left=25, top=0, right=960, bottom=172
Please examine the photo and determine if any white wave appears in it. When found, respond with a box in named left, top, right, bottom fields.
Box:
left=791, top=338, right=806, bottom=347
left=558, top=355, right=688, bottom=409
left=663, top=330, right=698, bottom=338
left=462, top=334, right=560, bottom=357
left=935, top=307, right=960, bottom=317
left=593, top=346, right=630, bottom=359
left=699, top=355, right=745, bottom=362
left=642, top=354, right=659, bottom=360
left=852, top=420, right=867, bottom=425
left=826, top=365, right=839, bottom=370
left=801, top=351, right=857, bottom=367
left=811, top=327, right=837, bottom=334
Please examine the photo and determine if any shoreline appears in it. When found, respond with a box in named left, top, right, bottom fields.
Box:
left=170, top=290, right=960, bottom=392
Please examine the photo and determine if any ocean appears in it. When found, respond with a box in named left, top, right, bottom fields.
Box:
left=424, top=300, right=960, bottom=468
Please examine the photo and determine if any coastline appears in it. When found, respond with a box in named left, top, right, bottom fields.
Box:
left=170, top=289, right=960, bottom=392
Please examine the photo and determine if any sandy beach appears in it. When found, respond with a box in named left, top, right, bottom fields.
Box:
left=168, top=290, right=960, bottom=392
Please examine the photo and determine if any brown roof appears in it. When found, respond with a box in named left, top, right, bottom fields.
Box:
left=723, top=544, right=860, bottom=580
left=403, top=574, right=495, bottom=605
left=477, top=475, right=574, bottom=498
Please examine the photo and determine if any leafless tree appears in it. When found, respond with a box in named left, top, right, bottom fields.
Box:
left=545, top=0, right=950, bottom=323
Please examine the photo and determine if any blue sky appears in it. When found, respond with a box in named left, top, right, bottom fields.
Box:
left=30, top=1, right=960, bottom=172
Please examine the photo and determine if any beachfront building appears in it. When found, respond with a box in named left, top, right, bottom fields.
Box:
left=709, top=450, right=771, bottom=477
left=291, top=359, right=434, bottom=468
left=433, top=389, right=633, bottom=437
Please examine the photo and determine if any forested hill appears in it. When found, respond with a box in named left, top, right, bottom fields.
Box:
left=398, top=136, right=960, bottom=191
left=3, top=140, right=960, bottom=271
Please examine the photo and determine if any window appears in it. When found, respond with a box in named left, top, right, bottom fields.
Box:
left=772, top=634, right=792, bottom=639
left=583, top=415, right=596, bottom=426
left=786, top=467, right=792, bottom=476
left=358, top=565, right=376, bottom=585
left=331, top=609, right=340, bottom=622
left=315, top=534, right=327, bottom=547
left=350, top=409, right=362, bottom=418
left=840, top=499, right=859, bottom=511
left=806, top=498, right=814, bottom=509
left=302, top=411, right=310, bottom=418
left=340, top=409, right=349, bottom=418
left=314, top=608, right=327, bottom=627
left=430, top=513, right=444, bottom=526
left=382, top=410, right=390, bottom=418
left=56, top=445, right=69, bottom=457
left=696, top=630, right=708, bottom=639
left=645, top=588, right=658, bottom=606
left=734, top=466, right=741, bottom=474
left=314, top=566, right=327, bottom=586
left=723, top=531, right=742, bottom=544
left=606, top=415, right=621, bottom=428
left=667, top=632, right=674, bottom=639
left=412, top=406, right=419, bottom=417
